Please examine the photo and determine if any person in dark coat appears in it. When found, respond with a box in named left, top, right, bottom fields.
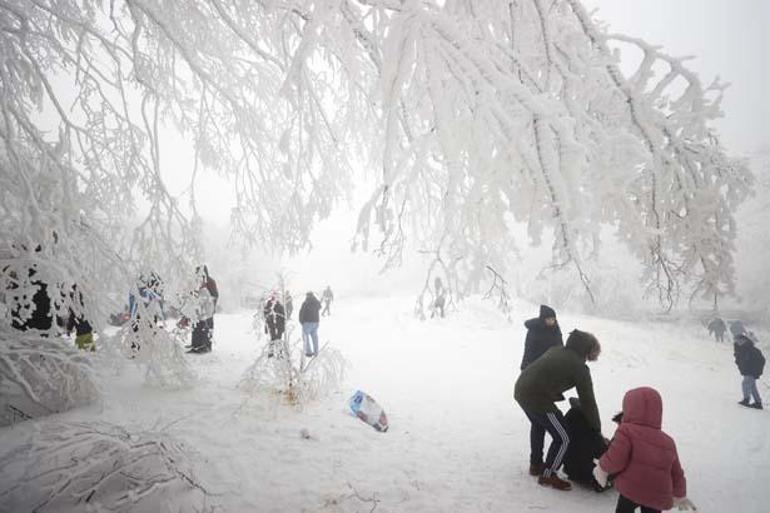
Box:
left=263, top=292, right=286, bottom=358
left=299, top=291, right=322, bottom=356
left=734, top=332, right=765, bottom=409
left=514, top=329, right=602, bottom=491
left=563, top=397, right=611, bottom=491
left=707, top=317, right=726, bottom=343
left=521, top=305, right=563, bottom=370
left=9, top=267, right=52, bottom=334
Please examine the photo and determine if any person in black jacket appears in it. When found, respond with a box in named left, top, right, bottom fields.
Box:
left=299, top=291, right=322, bottom=357
left=264, top=292, right=286, bottom=358
left=734, top=332, right=765, bottom=409
left=520, top=305, right=563, bottom=370
left=707, top=316, right=727, bottom=343
left=563, top=397, right=611, bottom=491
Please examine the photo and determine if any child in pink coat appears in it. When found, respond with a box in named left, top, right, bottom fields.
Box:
left=593, top=387, right=696, bottom=512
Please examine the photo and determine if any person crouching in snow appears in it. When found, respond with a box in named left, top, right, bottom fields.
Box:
left=562, top=397, right=611, bottom=492
left=514, top=329, right=602, bottom=491
left=593, top=387, right=696, bottom=513
left=734, top=331, right=765, bottom=410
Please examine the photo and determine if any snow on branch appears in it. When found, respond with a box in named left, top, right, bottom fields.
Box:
left=0, top=0, right=752, bottom=326
left=0, top=329, right=99, bottom=426
left=0, top=420, right=215, bottom=512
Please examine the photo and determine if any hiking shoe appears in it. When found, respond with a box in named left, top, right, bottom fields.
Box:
left=529, top=463, right=545, bottom=476
left=738, top=398, right=750, bottom=406
left=538, top=474, right=572, bottom=491
left=749, top=402, right=763, bottom=410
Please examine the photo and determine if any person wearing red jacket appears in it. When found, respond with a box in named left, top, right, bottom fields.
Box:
left=593, top=387, right=696, bottom=512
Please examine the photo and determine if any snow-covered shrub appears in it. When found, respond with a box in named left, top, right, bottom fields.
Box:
left=120, top=324, right=196, bottom=390
left=0, top=421, right=214, bottom=513
left=0, top=329, right=99, bottom=426
left=240, top=337, right=347, bottom=407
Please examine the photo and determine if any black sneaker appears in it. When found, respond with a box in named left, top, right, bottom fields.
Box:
left=738, top=399, right=750, bottom=406
left=749, top=402, right=763, bottom=410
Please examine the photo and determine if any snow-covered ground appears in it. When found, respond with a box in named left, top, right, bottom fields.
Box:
left=2, top=296, right=769, bottom=512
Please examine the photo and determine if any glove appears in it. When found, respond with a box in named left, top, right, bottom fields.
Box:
left=592, top=464, right=608, bottom=488
left=674, top=497, right=697, bottom=511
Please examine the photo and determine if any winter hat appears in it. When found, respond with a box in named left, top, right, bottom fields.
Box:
left=539, top=304, right=557, bottom=319
left=729, top=320, right=746, bottom=338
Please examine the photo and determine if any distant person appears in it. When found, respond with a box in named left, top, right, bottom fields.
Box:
left=732, top=325, right=765, bottom=410
left=284, top=291, right=294, bottom=320
left=263, top=292, right=286, bottom=358
left=562, top=397, right=610, bottom=492
left=321, top=286, right=334, bottom=317
left=514, top=329, right=602, bottom=491
left=128, top=274, right=165, bottom=352
left=520, top=305, right=563, bottom=370
left=197, top=265, right=218, bottom=351
left=594, top=387, right=695, bottom=513
left=8, top=265, right=52, bottom=333
left=188, top=268, right=216, bottom=354
left=707, top=317, right=726, bottom=343
left=431, top=277, right=446, bottom=319
left=299, top=291, right=322, bottom=357
left=66, top=286, right=94, bottom=351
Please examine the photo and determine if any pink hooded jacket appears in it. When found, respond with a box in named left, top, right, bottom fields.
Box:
left=599, top=387, right=686, bottom=511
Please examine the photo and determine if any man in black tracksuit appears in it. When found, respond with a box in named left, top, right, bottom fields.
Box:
left=515, top=329, right=602, bottom=491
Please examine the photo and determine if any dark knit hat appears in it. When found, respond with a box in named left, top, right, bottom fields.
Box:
left=539, top=304, right=556, bottom=319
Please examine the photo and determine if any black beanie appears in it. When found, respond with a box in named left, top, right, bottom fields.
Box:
left=539, top=305, right=556, bottom=319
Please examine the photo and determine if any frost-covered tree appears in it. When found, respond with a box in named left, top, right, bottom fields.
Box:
left=0, top=0, right=752, bottom=330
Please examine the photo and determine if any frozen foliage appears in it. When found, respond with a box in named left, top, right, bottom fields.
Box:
left=121, top=324, right=196, bottom=389
left=0, top=421, right=214, bottom=513
left=0, top=329, right=99, bottom=426
left=0, top=0, right=751, bottom=326
left=240, top=337, right=347, bottom=407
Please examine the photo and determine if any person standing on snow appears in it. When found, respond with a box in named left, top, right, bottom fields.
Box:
left=263, top=292, right=286, bottom=358
left=732, top=325, right=765, bottom=410
left=284, top=291, right=294, bottom=320
left=299, top=291, right=322, bottom=356
left=593, top=387, right=695, bottom=513
left=321, top=286, right=334, bottom=317
left=521, top=305, right=563, bottom=370
left=431, top=277, right=446, bottom=319
left=199, top=265, right=218, bottom=347
left=707, top=317, right=727, bottom=343
left=514, top=329, right=602, bottom=491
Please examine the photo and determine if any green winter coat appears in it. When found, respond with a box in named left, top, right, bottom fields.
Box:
left=514, top=332, right=601, bottom=431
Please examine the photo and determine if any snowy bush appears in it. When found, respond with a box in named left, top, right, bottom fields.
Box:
left=0, top=421, right=214, bottom=513
left=0, top=329, right=99, bottom=426
left=240, top=337, right=347, bottom=407
left=120, top=324, right=196, bottom=390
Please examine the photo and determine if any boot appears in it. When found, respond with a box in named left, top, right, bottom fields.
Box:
left=538, top=474, right=572, bottom=491
left=749, top=402, right=763, bottom=410
left=738, top=398, right=750, bottom=406
left=529, top=463, right=545, bottom=476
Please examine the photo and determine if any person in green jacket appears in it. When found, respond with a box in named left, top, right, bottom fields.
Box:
left=514, top=329, right=602, bottom=491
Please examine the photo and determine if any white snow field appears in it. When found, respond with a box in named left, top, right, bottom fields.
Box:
left=2, top=296, right=769, bottom=512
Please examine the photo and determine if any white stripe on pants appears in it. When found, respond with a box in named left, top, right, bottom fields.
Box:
left=544, top=412, right=570, bottom=477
